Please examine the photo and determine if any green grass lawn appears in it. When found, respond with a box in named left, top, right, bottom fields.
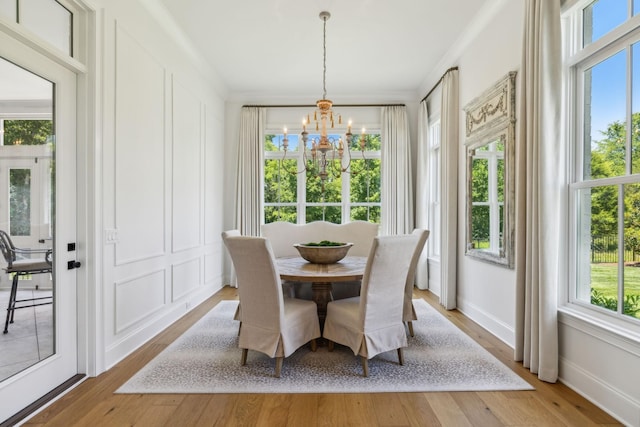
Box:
left=590, top=264, right=640, bottom=318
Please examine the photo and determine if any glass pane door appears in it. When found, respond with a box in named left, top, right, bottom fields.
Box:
left=0, top=42, right=77, bottom=422
left=0, top=58, right=55, bottom=381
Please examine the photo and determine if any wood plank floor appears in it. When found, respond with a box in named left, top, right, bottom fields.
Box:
left=20, top=287, right=622, bottom=427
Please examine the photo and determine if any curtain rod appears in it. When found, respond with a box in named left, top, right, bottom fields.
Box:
left=242, top=103, right=405, bottom=108
left=420, top=66, right=459, bottom=103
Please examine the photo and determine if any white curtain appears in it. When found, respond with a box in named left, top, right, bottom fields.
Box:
left=415, top=100, right=430, bottom=289
left=235, top=107, right=265, bottom=237
left=515, top=0, right=562, bottom=383
left=381, top=105, right=413, bottom=235
left=439, top=70, right=459, bottom=310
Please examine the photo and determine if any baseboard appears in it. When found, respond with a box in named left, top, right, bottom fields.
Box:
left=456, top=299, right=515, bottom=349
left=559, top=356, right=638, bottom=426
left=104, top=282, right=222, bottom=371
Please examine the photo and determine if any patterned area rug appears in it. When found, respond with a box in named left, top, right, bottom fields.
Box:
left=116, top=299, right=533, bottom=393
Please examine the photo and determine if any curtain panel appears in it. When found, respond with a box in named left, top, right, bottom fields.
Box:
left=515, top=0, right=562, bottom=383
left=439, top=69, right=459, bottom=310
left=381, top=105, right=413, bottom=236
left=235, top=107, right=265, bottom=237
left=415, top=100, right=430, bottom=289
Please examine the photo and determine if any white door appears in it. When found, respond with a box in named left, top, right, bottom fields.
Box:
left=0, top=32, right=78, bottom=422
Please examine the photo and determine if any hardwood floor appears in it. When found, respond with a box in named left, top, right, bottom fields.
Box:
left=19, top=286, right=621, bottom=427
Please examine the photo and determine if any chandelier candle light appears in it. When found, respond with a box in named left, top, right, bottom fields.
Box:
left=281, top=11, right=367, bottom=185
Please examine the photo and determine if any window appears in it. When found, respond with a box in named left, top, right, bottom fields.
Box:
left=469, top=137, right=505, bottom=253
left=264, top=129, right=381, bottom=225
left=566, top=1, right=640, bottom=322
left=10, top=169, right=31, bottom=236
left=0, top=0, right=73, bottom=56
left=428, top=120, right=441, bottom=258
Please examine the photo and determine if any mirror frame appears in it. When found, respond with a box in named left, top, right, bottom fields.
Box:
left=463, top=71, right=516, bottom=268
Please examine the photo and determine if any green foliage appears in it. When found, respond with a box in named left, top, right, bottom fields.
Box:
left=302, top=240, right=346, bottom=246
left=590, top=113, right=640, bottom=251
left=10, top=169, right=31, bottom=236
left=3, top=120, right=52, bottom=145
left=590, top=288, right=617, bottom=311
left=590, top=288, right=640, bottom=318
left=264, top=133, right=381, bottom=224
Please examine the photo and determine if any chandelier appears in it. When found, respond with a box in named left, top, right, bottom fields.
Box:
left=281, top=11, right=366, bottom=184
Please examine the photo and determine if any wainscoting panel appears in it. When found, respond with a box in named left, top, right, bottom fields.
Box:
left=114, top=25, right=166, bottom=265
left=204, top=252, right=220, bottom=284
left=171, top=77, right=202, bottom=253
left=204, top=110, right=224, bottom=246
left=172, top=257, right=201, bottom=302
left=115, top=269, right=166, bottom=334
left=99, top=2, right=226, bottom=372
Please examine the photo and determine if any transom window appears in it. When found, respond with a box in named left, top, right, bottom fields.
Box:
left=264, top=130, right=381, bottom=225
left=566, top=0, right=640, bottom=322
left=0, top=0, right=73, bottom=56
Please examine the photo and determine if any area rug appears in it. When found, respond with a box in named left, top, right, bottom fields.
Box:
left=116, top=300, right=533, bottom=394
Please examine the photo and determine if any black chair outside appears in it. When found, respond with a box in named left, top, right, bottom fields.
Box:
left=0, top=230, right=52, bottom=334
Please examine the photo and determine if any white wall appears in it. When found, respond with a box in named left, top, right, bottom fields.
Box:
left=445, top=1, right=640, bottom=425
left=89, top=0, right=227, bottom=371
left=454, top=0, right=522, bottom=348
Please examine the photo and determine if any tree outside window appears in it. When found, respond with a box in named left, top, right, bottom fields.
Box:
left=264, top=132, right=381, bottom=225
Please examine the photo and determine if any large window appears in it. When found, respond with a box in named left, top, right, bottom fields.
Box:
left=264, top=129, right=381, bottom=225
left=567, top=0, right=640, bottom=322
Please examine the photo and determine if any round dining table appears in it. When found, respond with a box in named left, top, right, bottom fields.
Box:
left=276, top=255, right=367, bottom=324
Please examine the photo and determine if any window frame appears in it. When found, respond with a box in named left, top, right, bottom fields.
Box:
left=564, top=0, right=640, bottom=328
left=428, top=118, right=441, bottom=259
left=263, top=126, right=382, bottom=225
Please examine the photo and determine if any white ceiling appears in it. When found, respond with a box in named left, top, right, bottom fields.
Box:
left=156, top=0, right=494, bottom=102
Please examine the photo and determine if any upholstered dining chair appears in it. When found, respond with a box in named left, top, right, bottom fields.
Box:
left=322, top=234, right=420, bottom=377
left=222, top=235, right=321, bottom=378
left=403, top=229, right=430, bottom=337
left=221, top=230, right=242, bottom=331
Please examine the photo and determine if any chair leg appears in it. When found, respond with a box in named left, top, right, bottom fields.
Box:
left=360, top=356, right=369, bottom=377
left=327, top=340, right=334, bottom=352
left=310, top=339, right=317, bottom=352
left=275, top=357, right=283, bottom=378
left=241, top=348, right=248, bottom=366
left=237, top=321, right=242, bottom=336
left=407, top=321, right=414, bottom=337
left=397, top=348, right=404, bottom=366
left=4, top=275, right=19, bottom=334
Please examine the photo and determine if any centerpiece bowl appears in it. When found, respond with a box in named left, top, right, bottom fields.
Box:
left=294, top=241, right=354, bottom=264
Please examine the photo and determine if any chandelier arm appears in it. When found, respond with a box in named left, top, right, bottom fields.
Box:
left=281, top=147, right=312, bottom=176
left=327, top=148, right=343, bottom=178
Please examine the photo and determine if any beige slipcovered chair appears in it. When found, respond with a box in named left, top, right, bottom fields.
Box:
left=222, top=230, right=242, bottom=326
left=403, top=229, right=430, bottom=337
left=222, top=235, right=321, bottom=378
left=323, top=234, right=420, bottom=377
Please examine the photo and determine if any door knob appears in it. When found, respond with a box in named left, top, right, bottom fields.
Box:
left=67, top=260, right=81, bottom=270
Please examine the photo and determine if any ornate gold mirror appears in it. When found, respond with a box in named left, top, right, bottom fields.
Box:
left=464, top=72, right=516, bottom=268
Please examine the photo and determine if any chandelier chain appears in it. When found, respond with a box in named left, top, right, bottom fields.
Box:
left=322, top=15, right=327, bottom=99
